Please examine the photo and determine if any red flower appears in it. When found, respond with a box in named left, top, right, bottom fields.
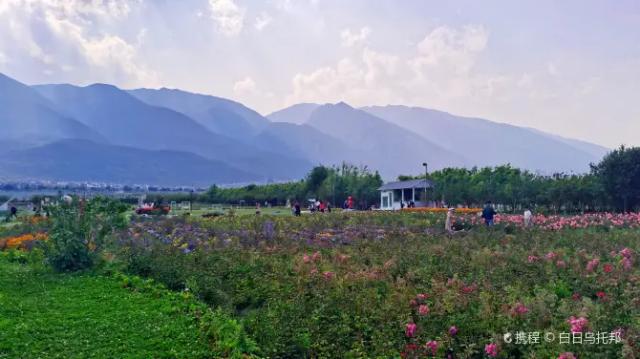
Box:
left=603, top=263, right=613, bottom=273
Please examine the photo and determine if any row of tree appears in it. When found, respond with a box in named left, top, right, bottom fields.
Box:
left=202, top=164, right=383, bottom=209
left=143, top=146, right=638, bottom=213
left=402, top=146, right=639, bottom=212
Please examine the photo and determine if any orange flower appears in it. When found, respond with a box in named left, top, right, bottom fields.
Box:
left=3, top=232, right=48, bottom=250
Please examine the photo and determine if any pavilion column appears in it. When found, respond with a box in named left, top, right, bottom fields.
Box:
left=412, top=188, right=415, bottom=202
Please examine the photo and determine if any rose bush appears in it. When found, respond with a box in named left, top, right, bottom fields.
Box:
left=116, top=211, right=640, bottom=358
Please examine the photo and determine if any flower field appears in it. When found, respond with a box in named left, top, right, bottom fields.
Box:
left=115, top=211, right=640, bottom=358
left=2, top=209, right=639, bottom=357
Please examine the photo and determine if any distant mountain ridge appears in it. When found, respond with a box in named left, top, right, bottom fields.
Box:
left=0, top=72, right=611, bottom=186
left=267, top=102, right=609, bottom=174
left=0, top=139, right=257, bottom=186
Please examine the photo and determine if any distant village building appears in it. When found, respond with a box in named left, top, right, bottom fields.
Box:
left=378, top=179, right=434, bottom=210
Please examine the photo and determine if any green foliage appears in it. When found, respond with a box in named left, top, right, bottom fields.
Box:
left=401, top=164, right=611, bottom=213
left=200, top=309, right=259, bottom=358
left=120, top=213, right=639, bottom=358
left=592, top=145, right=640, bottom=211
left=204, top=163, right=383, bottom=208
left=0, top=258, right=211, bottom=358
left=46, top=196, right=128, bottom=272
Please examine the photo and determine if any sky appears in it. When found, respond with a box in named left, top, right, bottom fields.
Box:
left=0, top=0, right=638, bottom=148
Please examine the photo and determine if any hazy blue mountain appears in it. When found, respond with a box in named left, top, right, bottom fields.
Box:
left=363, top=105, right=608, bottom=173
left=128, top=88, right=268, bottom=138
left=0, top=139, right=258, bottom=186
left=34, top=83, right=312, bottom=180
left=306, top=102, right=467, bottom=177
left=0, top=73, right=105, bottom=146
left=524, top=127, right=610, bottom=159
left=252, top=122, right=364, bottom=166
left=267, top=103, right=320, bottom=124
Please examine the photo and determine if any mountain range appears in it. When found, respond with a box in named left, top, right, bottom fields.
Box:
left=0, top=72, right=610, bottom=186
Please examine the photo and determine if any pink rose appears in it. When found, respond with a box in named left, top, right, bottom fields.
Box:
left=405, top=323, right=417, bottom=338
left=484, top=343, right=498, bottom=357
left=567, top=316, right=589, bottom=333
left=418, top=304, right=430, bottom=316
left=425, top=340, right=438, bottom=356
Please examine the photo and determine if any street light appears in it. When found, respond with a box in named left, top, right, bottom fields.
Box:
left=422, top=162, right=428, bottom=206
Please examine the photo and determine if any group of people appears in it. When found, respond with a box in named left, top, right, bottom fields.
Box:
left=286, top=195, right=356, bottom=216
left=445, top=201, right=534, bottom=233
left=400, top=200, right=416, bottom=209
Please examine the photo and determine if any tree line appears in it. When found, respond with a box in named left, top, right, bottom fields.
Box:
left=401, top=145, right=640, bottom=213
left=143, top=146, right=639, bottom=213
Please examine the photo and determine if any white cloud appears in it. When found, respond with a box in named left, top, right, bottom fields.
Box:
left=340, top=26, right=371, bottom=47
left=0, top=52, right=7, bottom=65
left=0, top=0, right=156, bottom=86
left=208, top=0, right=245, bottom=36
left=410, top=25, right=488, bottom=77
left=233, top=76, right=257, bottom=94
left=254, top=12, right=272, bottom=31
left=287, top=24, right=492, bottom=107
left=547, top=62, right=559, bottom=76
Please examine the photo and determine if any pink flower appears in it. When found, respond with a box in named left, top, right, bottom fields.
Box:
left=620, top=248, right=633, bottom=259
left=416, top=293, right=428, bottom=301
left=425, top=340, right=438, bottom=356
left=545, top=252, right=558, bottom=261
left=596, top=291, right=607, bottom=300
left=571, top=292, right=581, bottom=301
left=512, top=302, right=529, bottom=316
left=323, top=271, right=335, bottom=280
left=484, top=343, right=498, bottom=357
left=449, top=326, right=458, bottom=336
left=461, top=283, right=477, bottom=294
left=311, top=251, right=321, bottom=262
left=603, top=263, right=613, bottom=273
left=567, top=316, right=589, bottom=333
left=418, top=304, right=430, bottom=316
left=558, top=352, right=576, bottom=359
left=310, top=268, right=318, bottom=275
left=303, top=254, right=311, bottom=263
left=409, top=299, right=418, bottom=307
left=622, top=257, right=633, bottom=270
left=405, top=323, right=417, bottom=338
left=527, top=255, right=539, bottom=263
left=556, top=260, right=567, bottom=268
left=586, top=258, right=600, bottom=272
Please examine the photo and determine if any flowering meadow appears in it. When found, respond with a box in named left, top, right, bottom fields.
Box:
left=112, top=211, right=640, bottom=358
left=2, top=208, right=640, bottom=357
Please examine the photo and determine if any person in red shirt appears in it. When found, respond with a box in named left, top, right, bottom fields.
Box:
left=347, top=196, right=354, bottom=210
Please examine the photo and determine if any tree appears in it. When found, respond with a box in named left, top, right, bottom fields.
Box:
left=592, top=146, right=640, bottom=212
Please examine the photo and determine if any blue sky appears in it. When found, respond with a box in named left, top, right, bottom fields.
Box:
left=0, top=0, right=638, bottom=147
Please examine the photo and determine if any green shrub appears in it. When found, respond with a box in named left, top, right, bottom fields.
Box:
left=46, top=197, right=128, bottom=272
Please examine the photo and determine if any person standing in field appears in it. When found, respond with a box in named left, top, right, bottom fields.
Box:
left=347, top=196, right=354, bottom=210
left=524, top=208, right=533, bottom=227
left=294, top=201, right=301, bottom=216
left=445, top=208, right=455, bottom=233
left=255, top=202, right=261, bottom=215
left=481, top=201, right=496, bottom=226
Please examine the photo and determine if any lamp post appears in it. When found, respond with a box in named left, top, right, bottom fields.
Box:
left=422, top=162, right=428, bottom=206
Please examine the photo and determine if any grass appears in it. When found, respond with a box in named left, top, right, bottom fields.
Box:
left=0, top=258, right=210, bottom=359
